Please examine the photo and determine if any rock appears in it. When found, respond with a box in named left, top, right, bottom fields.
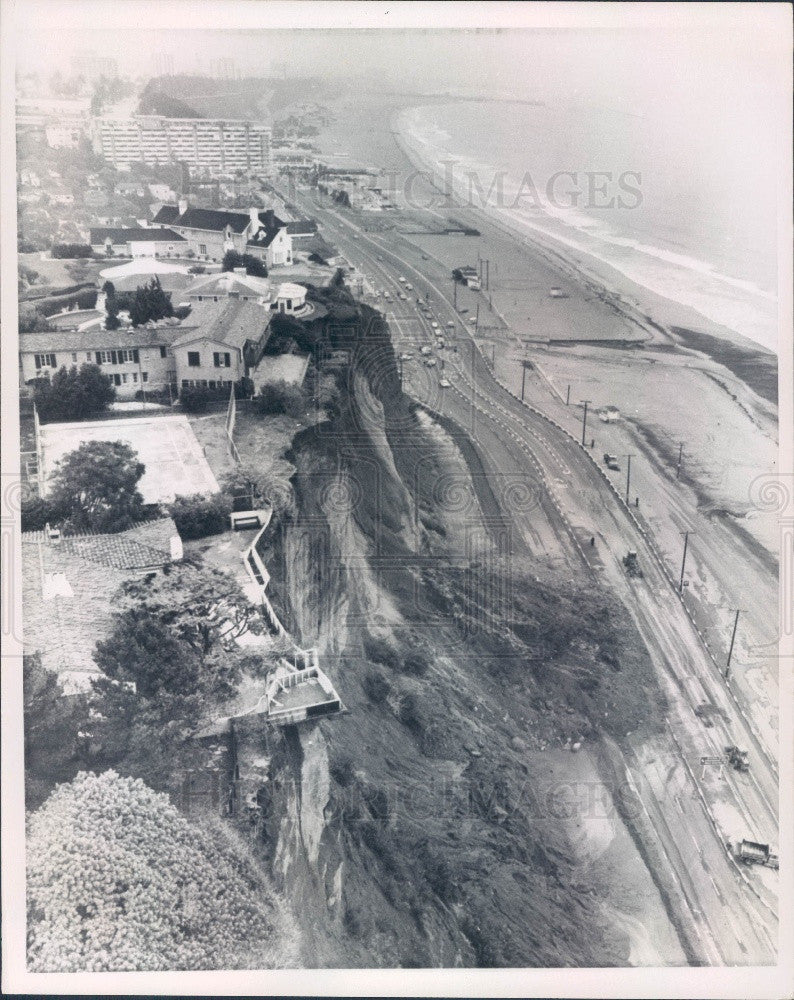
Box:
left=511, top=736, right=528, bottom=751
left=571, top=742, right=582, bottom=752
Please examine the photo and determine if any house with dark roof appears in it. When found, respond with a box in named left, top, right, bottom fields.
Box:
left=21, top=518, right=182, bottom=693
left=152, top=199, right=292, bottom=267
left=90, top=226, right=187, bottom=259
left=170, top=299, right=272, bottom=390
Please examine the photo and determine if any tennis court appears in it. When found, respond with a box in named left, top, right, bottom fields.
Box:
left=39, top=414, right=220, bottom=504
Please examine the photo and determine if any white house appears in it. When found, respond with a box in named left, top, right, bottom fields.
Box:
left=152, top=201, right=293, bottom=268
left=90, top=226, right=187, bottom=258
left=171, top=299, right=272, bottom=390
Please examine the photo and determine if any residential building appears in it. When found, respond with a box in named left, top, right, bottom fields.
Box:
left=93, top=116, right=272, bottom=176
left=19, top=325, right=185, bottom=396
left=22, top=518, right=181, bottom=692
left=171, top=299, right=272, bottom=389
left=152, top=201, right=292, bottom=267
left=90, top=226, right=186, bottom=258
left=184, top=269, right=271, bottom=304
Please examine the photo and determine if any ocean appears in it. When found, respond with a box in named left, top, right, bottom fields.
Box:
left=398, top=99, right=779, bottom=354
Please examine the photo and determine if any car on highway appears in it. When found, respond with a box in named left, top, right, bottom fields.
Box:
left=399, top=353, right=413, bottom=361
left=468, top=317, right=477, bottom=325
left=438, top=378, right=451, bottom=388
left=424, top=358, right=437, bottom=367
left=420, top=345, right=432, bottom=356
left=431, top=321, right=439, bottom=329
left=377, top=255, right=383, bottom=261
left=399, top=292, right=407, bottom=300
left=446, top=321, right=455, bottom=329
left=398, top=276, right=406, bottom=283
left=435, top=339, right=445, bottom=349
left=406, top=283, right=413, bottom=290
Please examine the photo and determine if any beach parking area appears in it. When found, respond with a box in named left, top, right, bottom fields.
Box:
left=38, top=413, right=220, bottom=504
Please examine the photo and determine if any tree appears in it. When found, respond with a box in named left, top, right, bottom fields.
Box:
left=26, top=770, right=297, bottom=972
left=48, top=440, right=146, bottom=533
left=221, top=249, right=267, bottom=277
left=104, top=283, right=121, bottom=330
left=129, top=276, right=174, bottom=327
left=33, top=364, right=116, bottom=423
left=168, top=492, right=232, bottom=540
left=23, top=654, right=88, bottom=809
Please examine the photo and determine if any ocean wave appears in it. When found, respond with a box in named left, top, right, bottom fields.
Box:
left=397, top=106, right=778, bottom=352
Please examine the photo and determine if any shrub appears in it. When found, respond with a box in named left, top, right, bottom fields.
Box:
left=180, top=384, right=235, bottom=413
left=21, top=494, right=61, bottom=532
left=34, top=364, right=115, bottom=423
left=329, top=753, right=355, bottom=788
left=256, top=380, right=307, bottom=418
left=363, top=635, right=399, bottom=670
left=401, top=649, right=430, bottom=677
left=26, top=771, right=296, bottom=972
left=173, top=304, right=192, bottom=320
left=76, top=288, right=98, bottom=309
left=397, top=689, right=424, bottom=733
left=51, top=243, right=93, bottom=258
left=187, top=264, right=206, bottom=274
left=362, top=670, right=390, bottom=704
left=168, top=493, right=232, bottom=540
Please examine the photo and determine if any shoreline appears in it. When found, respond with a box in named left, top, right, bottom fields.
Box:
left=393, top=101, right=778, bottom=359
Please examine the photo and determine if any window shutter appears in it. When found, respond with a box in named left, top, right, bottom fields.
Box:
left=133, top=349, right=139, bottom=363
left=95, top=351, right=102, bottom=364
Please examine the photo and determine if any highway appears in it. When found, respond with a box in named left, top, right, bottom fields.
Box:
left=281, top=187, right=779, bottom=964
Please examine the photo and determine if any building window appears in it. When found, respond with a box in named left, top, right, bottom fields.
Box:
left=71, top=352, right=78, bottom=362
left=142, top=372, right=148, bottom=382
left=113, top=373, right=121, bottom=386
left=182, top=379, right=191, bottom=388
left=132, top=372, right=138, bottom=383
left=160, top=346, right=167, bottom=358
left=86, top=353, right=92, bottom=360
left=34, top=353, right=57, bottom=369
left=199, top=244, right=207, bottom=256
left=187, top=351, right=200, bottom=367
left=213, top=352, right=231, bottom=368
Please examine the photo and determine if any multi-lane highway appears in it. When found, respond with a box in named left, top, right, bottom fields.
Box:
left=280, top=187, right=779, bottom=964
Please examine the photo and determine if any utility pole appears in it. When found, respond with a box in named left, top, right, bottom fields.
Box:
left=453, top=278, right=458, bottom=311
left=566, top=384, right=571, bottom=406
left=485, top=259, right=490, bottom=291
left=726, top=609, right=741, bottom=678
left=474, top=301, right=480, bottom=334
left=678, top=530, right=694, bottom=593
left=580, top=400, right=591, bottom=446
left=676, top=442, right=684, bottom=479
left=521, top=362, right=527, bottom=402
left=625, top=453, right=634, bottom=505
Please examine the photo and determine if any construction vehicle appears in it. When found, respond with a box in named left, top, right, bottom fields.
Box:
left=725, top=745, right=750, bottom=772
left=734, top=839, right=778, bottom=869
left=623, top=550, right=643, bottom=578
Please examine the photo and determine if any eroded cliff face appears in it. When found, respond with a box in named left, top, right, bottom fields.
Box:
left=235, top=306, right=678, bottom=968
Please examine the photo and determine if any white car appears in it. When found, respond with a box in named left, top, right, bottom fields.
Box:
left=447, top=321, right=455, bottom=329
left=398, top=276, right=406, bottom=283
left=439, top=378, right=451, bottom=388
left=468, top=317, right=477, bottom=325
left=399, top=292, right=407, bottom=300
left=406, top=283, right=413, bottom=290
left=431, top=321, right=439, bottom=329
left=424, top=358, right=437, bottom=367
left=420, top=345, right=432, bottom=356
left=399, top=352, right=413, bottom=361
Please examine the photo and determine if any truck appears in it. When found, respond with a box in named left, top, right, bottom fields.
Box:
left=622, top=550, right=643, bottom=578
left=603, top=453, right=620, bottom=471
left=735, top=839, right=778, bottom=869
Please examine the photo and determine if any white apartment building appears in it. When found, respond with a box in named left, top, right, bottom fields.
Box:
left=94, top=116, right=272, bottom=176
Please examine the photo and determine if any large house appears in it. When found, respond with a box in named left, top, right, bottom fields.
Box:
left=170, top=299, right=272, bottom=390
left=152, top=201, right=292, bottom=268
left=90, top=226, right=186, bottom=259
left=19, top=325, right=185, bottom=396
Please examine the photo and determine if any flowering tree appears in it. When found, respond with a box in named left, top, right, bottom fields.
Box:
left=26, top=771, right=297, bottom=972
